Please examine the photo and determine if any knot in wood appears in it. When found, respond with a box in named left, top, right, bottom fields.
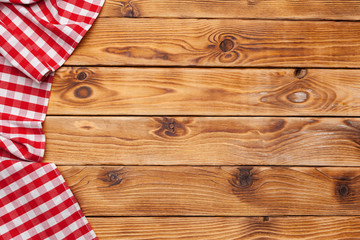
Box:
left=294, top=68, right=308, bottom=79
left=286, top=91, right=309, bottom=103
left=74, top=86, right=92, bottom=98
left=237, top=168, right=253, bottom=188
left=168, top=119, right=176, bottom=133
left=337, top=184, right=350, bottom=197
left=219, top=39, right=234, bottom=52
left=154, top=117, right=189, bottom=138
left=76, top=72, right=87, bottom=81
left=109, top=172, right=118, bottom=182
left=120, top=0, right=140, bottom=17
left=100, top=170, right=123, bottom=187
left=125, top=8, right=135, bottom=17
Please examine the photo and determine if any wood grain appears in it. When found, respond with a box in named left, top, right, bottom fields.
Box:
left=101, top=0, right=360, bottom=20
left=44, top=116, right=360, bottom=166
left=88, top=216, right=360, bottom=239
left=59, top=166, right=360, bottom=216
left=66, top=18, right=360, bottom=68
left=49, top=67, right=360, bottom=116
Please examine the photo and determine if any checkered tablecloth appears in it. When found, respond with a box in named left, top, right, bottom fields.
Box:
left=0, top=0, right=104, bottom=239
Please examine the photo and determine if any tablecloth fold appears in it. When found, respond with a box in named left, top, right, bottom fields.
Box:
left=0, top=0, right=105, bottom=239
left=0, top=160, right=97, bottom=240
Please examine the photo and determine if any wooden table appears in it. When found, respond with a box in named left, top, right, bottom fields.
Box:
left=44, top=0, right=360, bottom=239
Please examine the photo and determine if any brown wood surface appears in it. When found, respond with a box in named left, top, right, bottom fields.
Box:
left=48, top=1, right=360, bottom=238
left=66, top=18, right=360, bottom=68
left=49, top=67, right=360, bottom=116
left=101, top=0, right=360, bottom=20
left=88, top=216, right=360, bottom=239
left=58, top=166, right=360, bottom=216
left=44, top=116, right=360, bottom=166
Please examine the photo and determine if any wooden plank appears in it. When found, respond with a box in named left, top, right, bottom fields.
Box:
left=49, top=67, right=360, bottom=116
left=59, top=166, right=360, bottom=216
left=66, top=18, right=360, bottom=68
left=101, top=0, right=360, bottom=20
left=44, top=117, right=360, bottom=166
left=88, top=216, right=360, bottom=239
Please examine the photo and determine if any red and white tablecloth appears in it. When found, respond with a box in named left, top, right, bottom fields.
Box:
left=0, top=0, right=104, bottom=239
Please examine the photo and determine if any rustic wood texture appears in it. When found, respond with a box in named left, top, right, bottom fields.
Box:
left=66, top=18, right=360, bottom=68
left=44, top=116, right=360, bottom=166
left=58, top=166, right=360, bottom=216
left=101, top=0, right=360, bottom=20
left=49, top=67, right=360, bottom=116
left=47, top=1, right=360, bottom=238
left=88, top=216, right=360, bottom=239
